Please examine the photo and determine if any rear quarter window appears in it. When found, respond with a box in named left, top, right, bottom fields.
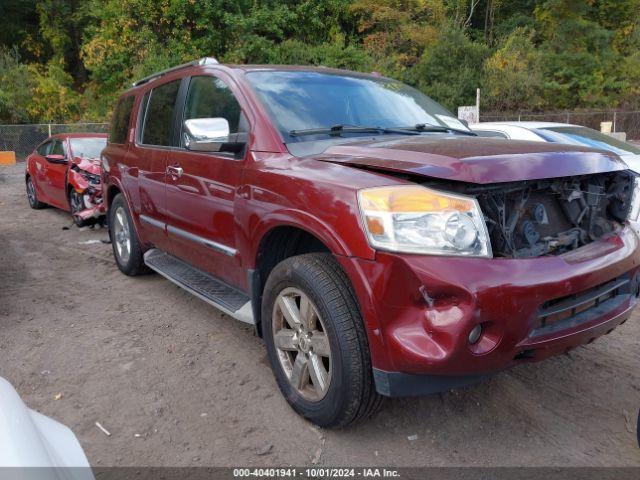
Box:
left=110, top=95, right=135, bottom=144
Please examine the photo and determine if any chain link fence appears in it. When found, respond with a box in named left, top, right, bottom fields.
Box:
left=0, top=123, right=109, bottom=161
left=480, top=110, right=640, bottom=140
left=2, top=112, right=639, bottom=162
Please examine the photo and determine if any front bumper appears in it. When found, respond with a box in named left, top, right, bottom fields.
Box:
left=338, top=226, right=640, bottom=396
left=68, top=168, right=105, bottom=219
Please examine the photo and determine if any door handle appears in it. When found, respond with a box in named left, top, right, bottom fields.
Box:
left=167, top=166, right=184, bottom=178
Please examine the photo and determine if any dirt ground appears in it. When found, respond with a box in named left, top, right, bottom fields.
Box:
left=1, top=161, right=639, bottom=467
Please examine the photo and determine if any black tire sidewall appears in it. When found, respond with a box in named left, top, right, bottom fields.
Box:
left=109, top=194, right=142, bottom=274
left=69, top=190, right=91, bottom=227
left=26, top=177, right=41, bottom=209
left=262, top=255, right=363, bottom=427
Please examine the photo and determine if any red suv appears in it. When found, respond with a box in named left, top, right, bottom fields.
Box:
left=102, top=58, right=640, bottom=427
left=26, top=133, right=107, bottom=226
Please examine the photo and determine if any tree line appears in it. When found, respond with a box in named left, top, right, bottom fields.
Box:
left=1, top=0, right=639, bottom=124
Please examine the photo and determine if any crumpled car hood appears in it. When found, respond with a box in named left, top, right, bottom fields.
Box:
left=72, top=156, right=101, bottom=175
left=314, top=136, right=627, bottom=184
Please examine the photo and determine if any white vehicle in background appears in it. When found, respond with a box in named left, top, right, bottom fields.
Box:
left=0, top=377, right=93, bottom=479
left=470, top=121, right=640, bottom=173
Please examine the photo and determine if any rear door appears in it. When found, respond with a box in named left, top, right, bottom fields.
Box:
left=43, top=139, right=70, bottom=209
left=133, top=79, right=183, bottom=251
left=164, top=73, right=249, bottom=289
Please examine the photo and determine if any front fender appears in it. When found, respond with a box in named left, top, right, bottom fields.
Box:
left=68, top=169, right=89, bottom=192
left=244, top=209, right=386, bottom=357
left=245, top=208, right=366, bottom=269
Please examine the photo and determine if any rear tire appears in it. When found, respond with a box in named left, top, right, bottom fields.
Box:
left=262, top=253, right=382, bottom=428
left=109, top=193, right=148, bottom=276
left=26, top=176, right=45, bottom=209
left=68, top=189, right=95, bottom=228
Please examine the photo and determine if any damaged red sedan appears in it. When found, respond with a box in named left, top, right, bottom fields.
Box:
left=25, top=133, right=107, bottom=226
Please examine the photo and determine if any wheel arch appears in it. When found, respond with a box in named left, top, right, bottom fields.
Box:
left=106, top=184, right=122, bottom=210
left=250, top=224, right=335, bottom=337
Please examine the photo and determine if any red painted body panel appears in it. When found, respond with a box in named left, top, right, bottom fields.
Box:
left=101, top=64, right=639, bottom=384
left=318, top=137, right=626, bottom=184
left=26, top=133, right=108, bottom=218
left=340, top=227, right=639, bottom=373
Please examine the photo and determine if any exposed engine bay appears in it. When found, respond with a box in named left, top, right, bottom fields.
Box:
left=426, top=171, right=636, bottom=258
left=67, top=156, right=104, bottom=221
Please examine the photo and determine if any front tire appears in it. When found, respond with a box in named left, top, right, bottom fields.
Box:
left=262, top=253, right=382, bottom=428
left=26, top=176, right=45, bottom=209
left=69, top=189, right=95, bottom=228
left=109, top=193, right=148, bottom=276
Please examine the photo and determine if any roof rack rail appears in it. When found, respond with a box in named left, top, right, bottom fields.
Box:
left=132, top=57, right=219, bottom=87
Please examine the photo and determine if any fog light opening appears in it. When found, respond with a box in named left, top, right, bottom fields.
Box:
left=468, top=324, right=483, bottom=345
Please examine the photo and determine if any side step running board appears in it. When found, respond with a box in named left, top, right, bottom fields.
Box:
left=144, top=249, right=254, bottom=324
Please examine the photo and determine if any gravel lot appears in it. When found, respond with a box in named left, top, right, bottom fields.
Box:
left=1, top=161, right=639, bottom=467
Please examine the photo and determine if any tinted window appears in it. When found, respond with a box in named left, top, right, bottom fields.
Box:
left=137, top=91, right=151, bottom=139
left=50, top=140, right=65, bottom=156
left=473, top=130, right=508, bottom=139
left=142, top=80, right=181, bottom=146
left=535, top=126, right=640, bottom=156
left=110, top=95, right=134, bottom=144
left=37, top=141, right=52, bottom=156
left=183, top=76, right=243, bottom=141
left=70, top=137, right=107, bottom=158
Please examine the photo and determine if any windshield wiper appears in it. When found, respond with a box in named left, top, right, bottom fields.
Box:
left=395, top=124, right=478, bottom=136
left=289, top=123, right=477, bottom=138
left=289, top=124, right=422, bottom=137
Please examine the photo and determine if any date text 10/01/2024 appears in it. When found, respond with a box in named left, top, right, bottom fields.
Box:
left=232, top=468, right=401, bottom=478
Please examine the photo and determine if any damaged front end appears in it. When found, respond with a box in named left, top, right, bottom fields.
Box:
left=427, top=170, right=639, bottom=258
left=67, top=157, right=105, bottom=222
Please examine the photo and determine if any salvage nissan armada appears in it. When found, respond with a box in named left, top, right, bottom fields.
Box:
left=101, top=58, right=640, bottom=427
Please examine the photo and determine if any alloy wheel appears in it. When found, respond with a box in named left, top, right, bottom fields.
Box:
left=26, top=178, right=36, bottom=207
left=113, top=206, right=131, bottom=265
left=272, top=287, right=332, bottom=401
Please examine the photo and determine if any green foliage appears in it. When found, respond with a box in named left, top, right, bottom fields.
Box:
left=0, top=48, right=80, bottom=123
left=406, top=23, right=489, bottom=111
left=1, top=0, right=639, bottom=123
left=0, top=48, right=35, bottom=123
left=482, top=28, right=544, bottom=111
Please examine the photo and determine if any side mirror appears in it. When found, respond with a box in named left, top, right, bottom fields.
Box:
left=45, top=154, right=68, bottom=164
left=184, top=118, right=247, bottom=154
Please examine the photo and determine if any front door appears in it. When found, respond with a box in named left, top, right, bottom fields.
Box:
left=165, top=74, right=249, bottom=290
left=43, top=138, right=70, bottom=209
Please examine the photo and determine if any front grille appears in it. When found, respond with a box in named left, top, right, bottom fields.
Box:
left=530, top=273, right=637, bottom=338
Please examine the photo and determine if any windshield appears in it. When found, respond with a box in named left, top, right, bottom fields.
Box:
left=535, top=126, right=640, bottom=156
left=69, top=137, right=107, bottom=159
left=245, top=70, right=470, bottom=142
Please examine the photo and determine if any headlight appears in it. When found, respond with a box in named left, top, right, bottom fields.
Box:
left=358, top=185, right=492, bottom=257
left=101, top=155, right=110, bottom=173
left=629, top=176, right=640, bottom=221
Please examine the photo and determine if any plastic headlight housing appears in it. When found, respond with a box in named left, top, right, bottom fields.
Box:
left=100, top=155, right=110, bottom=173
left=629, top=176, right=640, bottom=221
left=358, top=185, right=492, bottom=257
